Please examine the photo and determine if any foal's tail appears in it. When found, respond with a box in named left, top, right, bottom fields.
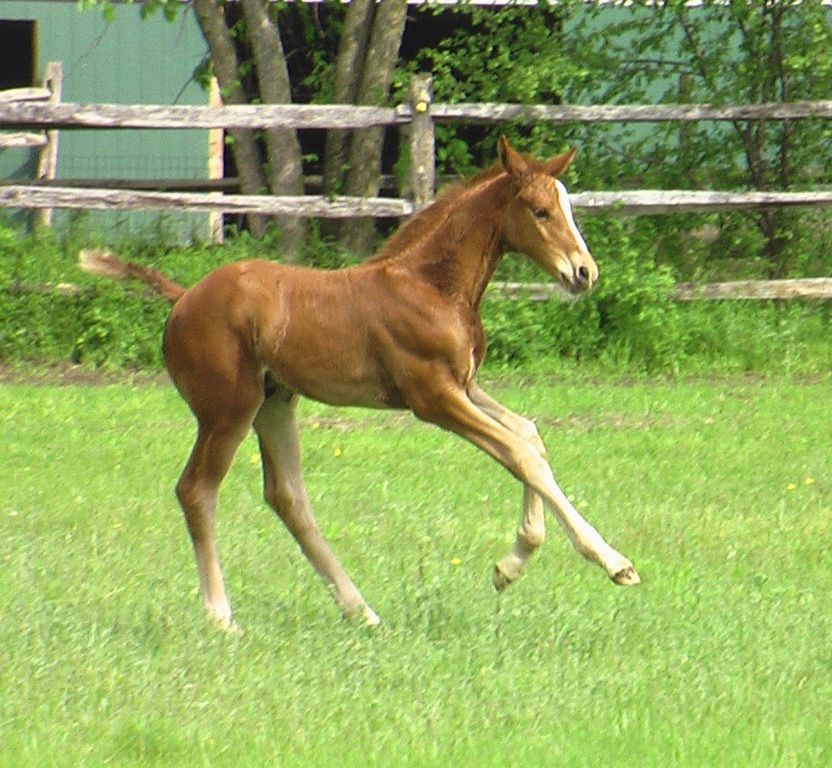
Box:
left=78, top=249, right=187, bottom=303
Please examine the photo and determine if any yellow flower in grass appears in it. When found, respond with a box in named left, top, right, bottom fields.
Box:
left=787, top=478, right=815, bottom=491
left=450, top=557, right=462, bottom=567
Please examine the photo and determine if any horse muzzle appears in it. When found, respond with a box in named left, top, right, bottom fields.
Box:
left=559, top=252, right=598, bottom=295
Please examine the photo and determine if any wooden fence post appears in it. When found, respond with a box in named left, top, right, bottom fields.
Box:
left=207, top=77, right=225, bottom=244
left=408, top=74, right=435, bottom=210
left=35, top=61, right=62, bottom=228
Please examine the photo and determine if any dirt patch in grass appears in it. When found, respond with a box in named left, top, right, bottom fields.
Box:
left=0, top=362, right=170, bottom=387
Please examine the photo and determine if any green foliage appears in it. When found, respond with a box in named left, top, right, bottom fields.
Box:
left=485, top=219, right=690, bottom=370
left=482, top=214, right=832, bottom=374
left=2, top=220, right=830, bottom=375
left=398, top=5, right=576, bottom=104
left=391, top=1, right=831, bottom=283
left=0, top=221, right=268, bottom=369
left=561, top=0, right=832, bottom=184
left=588, top=220, right=682, bottom=369
left=394, top=4, right=582, bottom=178
left=557, top=0, right=832, bottom=279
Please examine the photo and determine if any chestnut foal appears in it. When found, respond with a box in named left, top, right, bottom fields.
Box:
left=80, top=137, right=638, bottom=629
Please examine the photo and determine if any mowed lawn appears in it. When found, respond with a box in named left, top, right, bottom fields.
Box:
left=1, top=373, right=829, bottom=767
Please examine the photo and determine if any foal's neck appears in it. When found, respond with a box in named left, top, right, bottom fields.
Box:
left=395, top=172, right=511, bottom=308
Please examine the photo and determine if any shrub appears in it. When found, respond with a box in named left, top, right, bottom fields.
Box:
left=483, top=218, right=684, bottom=371
left=1, top=221, right=829, bottom=375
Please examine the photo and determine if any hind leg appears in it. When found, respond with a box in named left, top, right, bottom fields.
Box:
left=165, top=321, right=264, bottom=630
left=175, top=415, right=255, bottom=630
left=254, top=390, right=380, bottom=625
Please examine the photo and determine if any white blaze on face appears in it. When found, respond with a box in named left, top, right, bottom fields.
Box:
left=554, top=179, right=589, bottom=254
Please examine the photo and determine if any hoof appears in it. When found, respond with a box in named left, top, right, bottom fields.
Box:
left=343, top=603, right=381, bottom=627
left=211, top=615, right=244, bottom=635
left=363, top=607, right=381, bottom=627
left=206, top=603, right=242, bottom=634
left=492, top=563, right=516, bottom=592
left=611, top=565, right=641, bottom=586
left=224, top=620, right=244, bottom=636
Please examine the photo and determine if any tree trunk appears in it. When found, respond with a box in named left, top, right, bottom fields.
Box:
left=191, top=0, right=407, bottom=256
left=193, top=0, right=267, bottom=237
left=321, top=0, right=374, bottom=198
left=338, top=0, right=408, bottom=255
left=240, top=0, right=307, bottom=259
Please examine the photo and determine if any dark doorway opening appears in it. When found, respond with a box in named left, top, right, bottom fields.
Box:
left=0, top=19, right=37, bottom=91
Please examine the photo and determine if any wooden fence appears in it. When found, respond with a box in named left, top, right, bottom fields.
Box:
left=0, top=61, right=62, bottom=226
left=2, top=72, right=831, bottom=299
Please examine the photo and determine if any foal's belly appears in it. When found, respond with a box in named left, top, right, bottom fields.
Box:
left=265, top=362, right=407, bottom=411
left=256, top=321, right=407, bottom=410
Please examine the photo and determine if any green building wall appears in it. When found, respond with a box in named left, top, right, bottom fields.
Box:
left=0, top=0, right=211, bottom=238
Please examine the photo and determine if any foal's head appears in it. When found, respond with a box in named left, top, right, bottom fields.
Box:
left=498, top=136, right=597, bottom=295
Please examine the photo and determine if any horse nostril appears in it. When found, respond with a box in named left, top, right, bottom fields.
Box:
left=576, top=265, right=590, bottom=286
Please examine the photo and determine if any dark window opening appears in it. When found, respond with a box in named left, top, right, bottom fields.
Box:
left=0, top=20, right=37, bottom=91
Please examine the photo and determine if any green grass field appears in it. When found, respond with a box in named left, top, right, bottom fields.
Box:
left=1, top=373, right=830, bottom=767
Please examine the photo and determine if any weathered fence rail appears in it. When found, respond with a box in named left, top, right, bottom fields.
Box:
left=2, top=98, right=831, bottom=130
left=0, top=185, right=414, bottom=218
left=0, top=102, right=407, bottom=131
left=431, top=101, right=832, bottom=123
left=6, top=185, right=832, bottom=221
left=494, top=278, right=832, bottom=302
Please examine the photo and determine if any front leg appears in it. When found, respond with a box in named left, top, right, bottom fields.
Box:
left=411, top=375, right=640, bottom=587
left=493, top=486, right=545, bottom=591
left=468, top=383, right=546, bottom=589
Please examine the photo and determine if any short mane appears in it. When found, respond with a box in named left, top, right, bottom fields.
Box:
left=366, top=161, right=506, bottom=263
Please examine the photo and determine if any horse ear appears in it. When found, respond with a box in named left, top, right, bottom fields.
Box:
left=543, top=146, right=578, bottom=178
left=498, top=136, right=530, bottom=185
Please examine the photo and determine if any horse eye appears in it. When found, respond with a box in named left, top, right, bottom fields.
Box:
left=532, top=207, right=549, bottom=220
